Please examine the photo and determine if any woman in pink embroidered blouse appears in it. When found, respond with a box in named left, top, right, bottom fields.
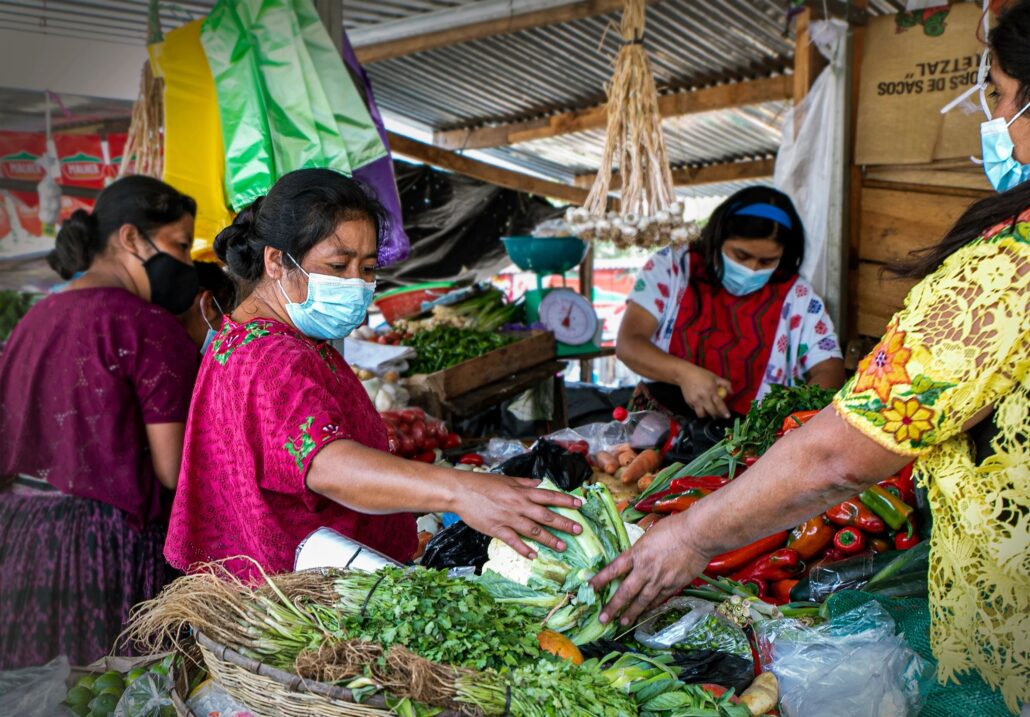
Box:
left=166, top=169, right=582, bottom=582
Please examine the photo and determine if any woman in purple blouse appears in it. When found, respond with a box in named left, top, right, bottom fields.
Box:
left=0, top=176, right=201, bottom=668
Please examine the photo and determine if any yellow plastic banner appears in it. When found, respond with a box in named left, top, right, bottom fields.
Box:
left=152, top=19, right=232, bottom=261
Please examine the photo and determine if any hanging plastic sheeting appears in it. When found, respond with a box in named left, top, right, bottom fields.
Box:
left=200, top=0, right=386, bottom=211
left=378, top=163, right=562, bottom=287
left=340, top=31, right=409, bottom=266
left=152, top=20, right=233, bottom=261
left=774, top=19, right=848, bottom=313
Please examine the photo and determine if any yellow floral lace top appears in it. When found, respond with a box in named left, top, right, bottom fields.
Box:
left=835, top=209, right=1029, bottom=711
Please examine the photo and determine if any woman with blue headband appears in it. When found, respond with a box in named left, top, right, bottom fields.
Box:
left=617, top=186, right=845, bottom=422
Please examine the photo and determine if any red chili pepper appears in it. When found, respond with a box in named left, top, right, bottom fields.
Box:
left=652, top=488, right=710, bottom=514
left=738, top=577, right=769, bottom=599
left=826, top=498, right=886, bottom=533
left=894, top=530, right=920, bottom=550
left=413, top=450, right=437, bottom=463
left=705, top=532, right=789, bottom=575
left=633, top=486, right=679, bottom=513
left=780, top=409, right=820, bottom=435
left=878, top=477, right=915, bottom=507
left=787, top=516, right=835, bottom=560
left=458, top=453, right=484, bottom=466
left=743, top=454, right=760, bottom=468
left=870, top=537, right=891, bottom=554
left=771, top=579, right=799, bottom=605
left=660, top=419, right=681, bottom=457
left=833, top=526, right=866, bottom=555
left=668, top=475, right=730, bottom=492
left=731, top=548, right=803, bottom=582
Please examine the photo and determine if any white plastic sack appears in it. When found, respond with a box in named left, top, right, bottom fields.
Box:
left=774, top=19, right=848, bottom=302
left=0, top=656, right=70, bottom=717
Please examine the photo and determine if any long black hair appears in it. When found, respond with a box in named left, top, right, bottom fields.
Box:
left=892, top=0, right=1030, bottom=278
left=697, top=186, right=805, bottom=284
left=213, top=168, right=388, bottom=297
left=47, top=175, right=196, bottom=280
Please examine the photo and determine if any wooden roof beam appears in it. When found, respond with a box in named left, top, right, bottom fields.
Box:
left=386, top=131, right=589, bottom=205
left=573, top=157, right=775, bottom=190
left=433, top=75, right=792, bottom=150
left=352, top=0, right=644, bottom=64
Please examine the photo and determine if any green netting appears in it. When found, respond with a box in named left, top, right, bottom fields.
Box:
left=825, top=591, right=1016, bottom=717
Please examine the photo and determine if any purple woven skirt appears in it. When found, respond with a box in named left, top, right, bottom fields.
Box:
left=0, top=488, right=175, bottom=669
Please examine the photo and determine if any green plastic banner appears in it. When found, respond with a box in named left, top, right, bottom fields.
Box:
left=201, top=0, right=386, bottom=210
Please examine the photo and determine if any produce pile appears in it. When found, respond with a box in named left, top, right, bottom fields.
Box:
left=405, top=326, right=515, bottom=375
left=127, top=479, right=781, bottom=716
left=622, top=385, right=927, bottom=604
left=64, top=656, right=178, bottom=717
left=394, top=286, right=521, bottom=335
left=380, top=407, right=463, bottom=462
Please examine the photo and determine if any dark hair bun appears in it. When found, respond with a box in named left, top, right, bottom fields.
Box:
left=214, top=197, right=265, bottom=283
left=47, top=209, right=101, bottom=280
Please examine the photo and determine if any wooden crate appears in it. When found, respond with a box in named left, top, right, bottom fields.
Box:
left=406, top=330, right=556, bottom=407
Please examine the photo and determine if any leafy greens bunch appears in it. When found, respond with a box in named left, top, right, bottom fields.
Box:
left=334, top=567, right=540, bottom=671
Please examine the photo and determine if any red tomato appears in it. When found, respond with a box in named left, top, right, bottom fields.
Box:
left=410, top=424, right=426, bottom=445
left=442, top=433, right=462, bottom=449
left=612, top=406, right=629, bottom=421
left=700, top=684, right=727, bottom=699
left=458, top=453, right=485, bottom=466
left=413, top=451, right=436, bottom=463
left=399, top=436, right=416, bottom=456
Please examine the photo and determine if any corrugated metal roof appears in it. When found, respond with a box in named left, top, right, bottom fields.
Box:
left=0, top=0, right=909, bottom=193
left=0, top=0, right=478, bottom=44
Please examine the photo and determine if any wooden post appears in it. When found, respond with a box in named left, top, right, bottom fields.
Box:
left=845, top=0, right=869, bottom=343
left=578, top=246, right=595, bottom=383
left=793, top=7, right=824, bottom=105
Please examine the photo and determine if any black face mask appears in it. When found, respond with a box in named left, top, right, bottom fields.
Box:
left=136, top=236, right=199, bottom=315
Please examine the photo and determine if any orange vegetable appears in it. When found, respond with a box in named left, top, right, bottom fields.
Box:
left=637, top=473, right=654, bottom=491
left=618, top=448, right=639, bottom=468
left=637, top=513, right=662, bottom=530
left=595, top=450, right=619, bottom=475
left=413, top=531, right=433, bottom=560
left=537, top=630, right=583, bottom=665
left=615, top=499, right=631, bottom=513
left=622, top=448, right=660, bottom=484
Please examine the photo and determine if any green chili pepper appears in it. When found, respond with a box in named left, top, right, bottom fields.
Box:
left=859, top=484, right=914, bottom=531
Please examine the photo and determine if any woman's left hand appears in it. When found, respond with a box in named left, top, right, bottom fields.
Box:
left=590, top=512, right=710, bottom=626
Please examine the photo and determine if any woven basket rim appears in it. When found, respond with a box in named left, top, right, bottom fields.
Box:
left=194, top=630, right=466, bottom=716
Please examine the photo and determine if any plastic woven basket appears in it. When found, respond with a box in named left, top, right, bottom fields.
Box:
left=195, top=631, right=465, bottom=717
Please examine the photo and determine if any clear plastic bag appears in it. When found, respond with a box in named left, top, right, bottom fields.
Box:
left=754, top=601, right=934, bottom=717
left=187, top=679, right=256, bottom=717
left=483, top=438, right=528, bottom=464
left=114, top=671, right=175, bottom=717
left=635, top=597, right=751, bottom=660
left=0, top=656, right=70, bottom=717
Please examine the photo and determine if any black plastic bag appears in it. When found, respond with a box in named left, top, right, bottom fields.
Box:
left=496, top=439, right=591, bottom=491
left=420, top=521, right=491, bottom=571
left=579, top=640, right=754, bottom=693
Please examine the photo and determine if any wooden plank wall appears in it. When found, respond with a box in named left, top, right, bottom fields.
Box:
left=851, top=182, right=983, bottom=339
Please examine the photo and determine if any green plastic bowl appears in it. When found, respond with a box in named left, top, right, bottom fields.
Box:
left=501, top=235, right=588, bottom=275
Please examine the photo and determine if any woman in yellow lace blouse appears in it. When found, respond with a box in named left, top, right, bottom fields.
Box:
left=592, top=2, right=1030, bottom=711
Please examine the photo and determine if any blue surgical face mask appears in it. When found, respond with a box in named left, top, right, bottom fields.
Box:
left=278, top=254, right=375, bottom=341
left=980, top=102, right=1030, bottom=193
left=721, top=252, right=775, bottom=296
left=199, top=295, right=223, bottom=356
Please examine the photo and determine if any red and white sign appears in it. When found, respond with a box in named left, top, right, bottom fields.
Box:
left=0, top=132, right=45, bottom=182
left=54, top=134, right=106, bottom=189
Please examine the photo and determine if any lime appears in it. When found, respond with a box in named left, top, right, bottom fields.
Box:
left=92, top=671, right=124, bottom=693
left=68, top=702, right=90, bottom=717
left=99, top=686, right=124, bottom=698
left=88, top=692, right=119, bottom=716
left=75, top=674, right=97, bottom=691
left=149, top=663, right=170, bottom=678
left=65, top=686, right=94, bottom=707
left=126, top=667, right=147, bottom=684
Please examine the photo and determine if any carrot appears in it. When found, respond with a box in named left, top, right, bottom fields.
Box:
left=637, top=473, right=654, bottom=491
left=595, top=450, right=619, bottom=475
left=618, top=449, right=638, bottom=468
left=638, top=513, right=662, bottom=530
left=622, top=449, right=660, bottom=484
left=615, top=499, right=631, bottom=513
